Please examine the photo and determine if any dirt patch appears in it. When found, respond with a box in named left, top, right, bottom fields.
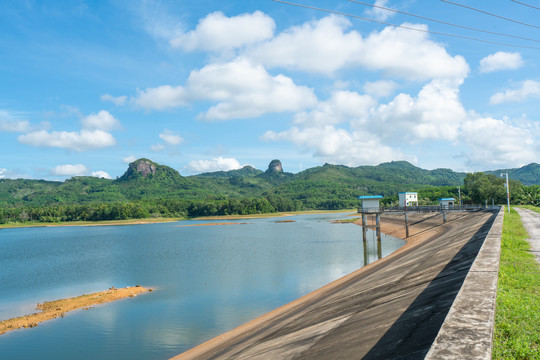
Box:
left=0, top=286, right=152, bottom=335
left=275, top=220, right=296, bottom=223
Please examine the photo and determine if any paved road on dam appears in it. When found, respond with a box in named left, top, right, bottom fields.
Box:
left=514, top=208, right=540, bottom=265
left=173, top=210, right=498, bottom=360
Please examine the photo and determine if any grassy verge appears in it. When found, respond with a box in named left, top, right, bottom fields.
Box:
left=493, top=208, right=540, bottom=359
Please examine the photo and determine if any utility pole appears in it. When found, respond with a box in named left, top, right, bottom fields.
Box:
left=501, top=172, right=510, bottom=213
left=457, top=186, right=461, bottom=207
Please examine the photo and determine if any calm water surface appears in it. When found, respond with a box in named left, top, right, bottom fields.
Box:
left=0, top=213, right=404, bottom=359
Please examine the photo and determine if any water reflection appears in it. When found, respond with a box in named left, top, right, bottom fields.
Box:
left=0, top=213, right=404, bottom=359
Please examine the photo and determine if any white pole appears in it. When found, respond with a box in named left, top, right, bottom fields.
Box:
left=505, top=172, right=510, bottom=213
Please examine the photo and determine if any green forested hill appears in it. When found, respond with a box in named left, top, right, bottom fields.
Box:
left=485, top=163, right=540, bottom=186
left=1, top=158, right=539, bottom=212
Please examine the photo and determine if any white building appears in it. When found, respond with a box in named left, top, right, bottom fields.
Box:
left=439, top=198, right=455, bottom=209
left=358, top=195, right=383, bottom=213
left=399, top=192, right=418, bottom=207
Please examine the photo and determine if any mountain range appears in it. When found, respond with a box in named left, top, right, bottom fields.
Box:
left=0, top=158, right=538, bottom=207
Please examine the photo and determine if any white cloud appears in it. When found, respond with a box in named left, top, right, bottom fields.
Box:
left=51, top=164, right=89, bottom=176
left=91, top=170, right=112, bottom=179
left=247, top=16, right=469, bottom=81
left=170, top=11, right=275, bottom=51
left=263, top=125, right=415, bottom=166
left=365, top=0, right=393, bottom=21
left=0, top=168, right=6, bottom=179
left=461, top=116, right=536, bottom=167
left=186, top=157, right=243, bottom=173
left=247, top=15, right=363, bottom=75
left=293, top=90, right=376, bottom=127
left=490, top=80, right=540, bottom=104
left=479, top=52, right=523, bottom=73
left=133, top=58, right=317, bottom=119
left=18, top=129, right=116, bottom=151
left=123, top=155, right=137, bottom=164
left=81, top=110, right=121, bottom=131
left=371, top=79, right=467, bottom=142
left=159, top=129, right=183, bottom=145
left=0, top=119, right=31, bottom=132
left=0, top=110, right=34, bottom=132
left=133, top=85, right=188, bottom=110
left=101, top=94, right=127, bottom=106
left=363, top=80, right=398, bottom=98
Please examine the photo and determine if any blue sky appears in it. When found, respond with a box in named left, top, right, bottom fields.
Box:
left=1, top=0, right=540, bottom=180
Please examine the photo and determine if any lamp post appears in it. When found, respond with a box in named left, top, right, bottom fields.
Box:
left=501, top=172, right=510, bottom=213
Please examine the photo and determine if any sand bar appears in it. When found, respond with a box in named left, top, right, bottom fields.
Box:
left=0, top=286, right=152, bottom=335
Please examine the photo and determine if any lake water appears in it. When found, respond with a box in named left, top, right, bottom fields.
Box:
left=0, top=213, right=404, bottom=359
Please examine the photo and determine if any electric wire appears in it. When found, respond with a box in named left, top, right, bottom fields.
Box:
left=511, top=0, right=540, bottom=11
left=347, top=0, right=540, bottom=43
left=440, top=0, right=540, bottom=29
left=272, top=0, right=540, bottom=50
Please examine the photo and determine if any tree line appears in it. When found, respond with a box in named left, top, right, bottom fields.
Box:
left=2, top=172, right=539, bottom=225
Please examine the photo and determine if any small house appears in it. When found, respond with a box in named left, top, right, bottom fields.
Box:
left=439, top=198, right=455, bottom=209
left=399, top=192, right=418, bottom=207
left=358, top=195, right=383, bottom=213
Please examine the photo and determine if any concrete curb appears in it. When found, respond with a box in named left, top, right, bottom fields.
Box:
left=426, top=207, right=503, bottom=359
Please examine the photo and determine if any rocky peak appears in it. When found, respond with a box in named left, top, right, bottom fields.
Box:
left=266, top=159, right=283, bottom=174
left=134, top=159, right=156, bottom=178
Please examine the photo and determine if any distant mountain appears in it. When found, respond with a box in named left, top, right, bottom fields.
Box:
left=194, top=165, right=263, bottom=179
left=485, top=163, right=540, bottom=186
left=1, top=158, right=539, bottom=208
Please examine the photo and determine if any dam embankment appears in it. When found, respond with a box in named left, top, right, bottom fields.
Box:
left=173, top=209, right=502, bottom=359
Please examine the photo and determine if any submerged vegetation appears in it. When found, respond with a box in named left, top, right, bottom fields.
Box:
left=1, top=158, right=540, bottom=225
left=493, top=208, right=540, bottom=359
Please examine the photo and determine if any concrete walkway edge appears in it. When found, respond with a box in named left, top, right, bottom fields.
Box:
left=426, top=207, right=504, bottom=359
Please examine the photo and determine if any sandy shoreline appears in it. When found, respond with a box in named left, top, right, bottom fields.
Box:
left=173, top=212, right=448, bottom=359
left=0, top=210, right=357, bottom=229
left=0, top=286, right=153, bottom=335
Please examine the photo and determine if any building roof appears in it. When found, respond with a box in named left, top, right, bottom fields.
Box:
left=398, top=192, right=418, bottom=195
left=439, top=198, right=455, bottom=201
left=358, top=195, right=383, bottom=200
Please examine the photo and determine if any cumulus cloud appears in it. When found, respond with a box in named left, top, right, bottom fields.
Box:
left=293, top=90, right=376, bottom=127
left=186, top=157, right=243, bottom=173
left=133, top=58, right=317, bottom=119
left=371, top=79, right=467, bottom=142
left=365, top=0, right=394, bottom=21
left=51, top=164, right=89, bottom=176
left=363, top=80, right=398, bottom=98
left=0, top=168, right=6, bottom=179
left=480, top=52, right=523, bottom=73
left=263, top=125, right=415, bottom=166
left=123, top=155, right=137, bottom=164
left=247, top=16, right=469, bottom=81
left=159, top=129, right=183, bottom=145
left=490, top=80, right=540, bottom=104
left=133, top=85, right=188, bottom=110
left=170, top=11, right=275, bottom=51
left=81, top=110, right=121, bottom=131
left=461, top=116, right=536, bottom=167
left=18, top=129, right=116, bottom=151
left=91, top=170, right=112, bottom=179
left=101, top=94, right=127, bottom=106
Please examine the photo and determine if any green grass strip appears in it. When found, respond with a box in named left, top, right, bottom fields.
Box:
left=493, top=208, right=540, bottom=359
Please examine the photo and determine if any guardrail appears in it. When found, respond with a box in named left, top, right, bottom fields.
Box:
left=358, top=205, right=497, bottom=213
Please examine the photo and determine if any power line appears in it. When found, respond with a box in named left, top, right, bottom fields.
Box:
left=440, top=0, right=540, bottom=29
left=271, top=0, right=540, bottom=49
left=348, top=0, right=540, bottom=44
left=511, top=0, right=540, bottom=11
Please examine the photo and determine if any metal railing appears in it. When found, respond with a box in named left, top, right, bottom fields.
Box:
left=359, top=204, right=497, bottom=213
